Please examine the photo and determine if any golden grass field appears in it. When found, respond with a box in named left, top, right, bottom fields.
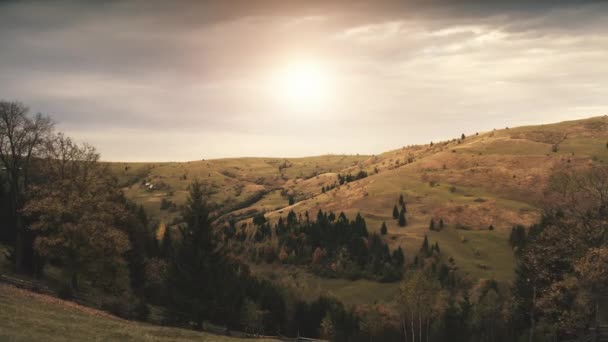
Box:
left=108, top=115, right=608, bottom=304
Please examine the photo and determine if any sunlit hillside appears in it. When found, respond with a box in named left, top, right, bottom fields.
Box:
left=112, top=115, right=608, bottom=286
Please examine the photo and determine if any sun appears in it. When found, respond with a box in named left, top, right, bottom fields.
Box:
left=275, top=61, right=331, bottom=108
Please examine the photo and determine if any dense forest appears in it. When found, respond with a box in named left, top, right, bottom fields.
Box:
left=1, top=100, right=607, bottom=341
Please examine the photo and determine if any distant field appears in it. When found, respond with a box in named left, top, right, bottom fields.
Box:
left=0, top=283, right=278, bottom=342
left=252, top=264, right=401, bottom=307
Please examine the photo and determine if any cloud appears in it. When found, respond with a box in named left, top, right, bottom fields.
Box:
left=1, top=0, right=607, bottom=161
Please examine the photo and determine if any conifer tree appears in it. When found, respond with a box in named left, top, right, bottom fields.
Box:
left=398, top=208, right=407, bottom=227
left=392, top=246, right=405, bottom=266
left=393, top=205, right=399, bottom=219
left=167, top=180, right=233, bottom=326
left=421, top=235, right=430, bottom=256
left=380, top=222, right=388, bottom=235
left=161, top=227, right=172, bottom=258
left=429, top=219, right=435, bottom=231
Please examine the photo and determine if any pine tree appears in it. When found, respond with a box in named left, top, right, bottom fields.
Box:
left=167, top=180, right=231, bottom=326
left=392, top=246, right=405, bottom=266
left=380, top=222, right=388, bottom=235
left=421, top=235, right=430, bottom=256
left=393, top=205, right=399, bottom=219
left=398, top=208, right=407, bottom=227
left=161, top=226, right=172, bottom=258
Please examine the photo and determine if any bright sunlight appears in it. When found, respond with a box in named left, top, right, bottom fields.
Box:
left=274, top=60, right=331, bottom=109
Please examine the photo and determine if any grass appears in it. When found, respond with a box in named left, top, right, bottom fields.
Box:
left=106, top=155, right=369, bottom=223
left=428, top=227, right=515, bottom=282
left=251, top=264, right=400, bottom=307
left=0, top=283, right=278, bottom=342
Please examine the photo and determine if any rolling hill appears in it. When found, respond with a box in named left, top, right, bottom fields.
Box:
left=109, top=115, right=608, bottom=299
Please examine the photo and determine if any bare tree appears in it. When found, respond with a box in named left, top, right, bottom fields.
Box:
left=0, top=100, right=53, bottom=272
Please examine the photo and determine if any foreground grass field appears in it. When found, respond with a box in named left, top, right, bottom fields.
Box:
left=0, top=284, right=278, bottom=342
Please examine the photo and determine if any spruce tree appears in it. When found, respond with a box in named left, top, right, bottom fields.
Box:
left=399, top=194, right=404, bottom=206
left=161, top=226, right=172, bottom=258
left=421, top=235, right=430, bottom=256
left=429, top=219, right=435, bottom=231
left=168, top=180, right=230, bottom=326
left=439, top=218, right=445, bottom=229
left=380, top=222, right=388, bottom=235
left=392, top=246, right=405, bottom=266
left=393, top=205, right=399, bottom=219
left=398, top=208, right=407, bottom=227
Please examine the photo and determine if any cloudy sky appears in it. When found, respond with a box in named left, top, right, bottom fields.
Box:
left=1, top=0, right=607, bottom=161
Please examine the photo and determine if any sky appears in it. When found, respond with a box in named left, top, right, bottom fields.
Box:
left=1, top=0, right=608, bottom=161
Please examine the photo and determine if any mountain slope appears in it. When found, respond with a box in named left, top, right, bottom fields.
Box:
left=111, top=115, right=608, bottom=284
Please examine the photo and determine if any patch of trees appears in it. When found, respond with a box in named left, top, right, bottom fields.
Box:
left=510, top=165, right=608, bottom=341
left=429, top=218, right=445, bottom=231
left=250, top=209, right=405, bottom=282
left=321, top=182, right=337, bottom=193
left=0, top=102, right=161, bottom=316
left=392, top=194, right=408, bottom=227
left=337, top=170, right=368, bottom=185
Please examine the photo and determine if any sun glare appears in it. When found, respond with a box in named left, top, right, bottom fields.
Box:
left=275, top=61, right=330, bottom=109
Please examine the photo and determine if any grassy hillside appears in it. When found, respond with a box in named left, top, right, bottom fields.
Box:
left=0, top=283, right=278, bottom=342
left=107, top=155, right=370, bottom=225
left=110, top=116, right=608, bottom=292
